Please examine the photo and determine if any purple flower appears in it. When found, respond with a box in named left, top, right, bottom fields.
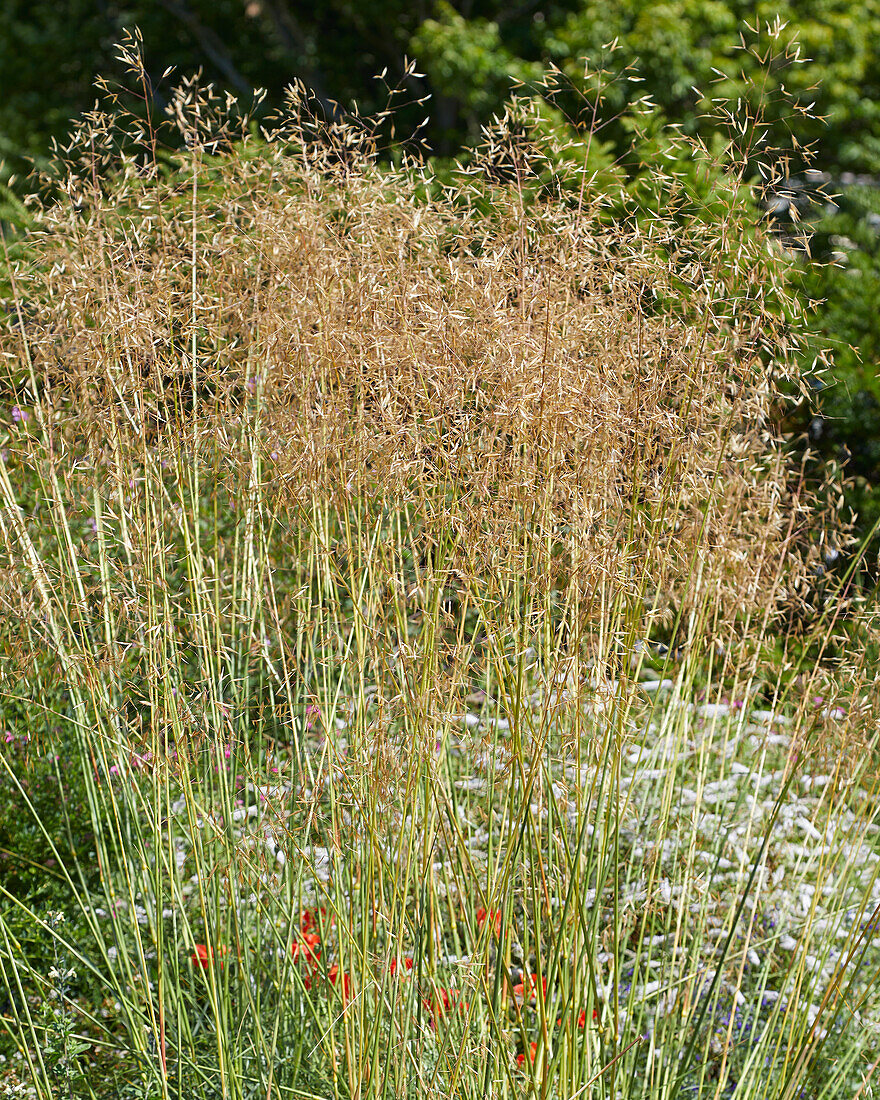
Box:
left=11, top=406, right=27, bottom=423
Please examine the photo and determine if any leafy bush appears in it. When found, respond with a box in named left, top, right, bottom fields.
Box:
left=791, top=181, right=880, bottom=555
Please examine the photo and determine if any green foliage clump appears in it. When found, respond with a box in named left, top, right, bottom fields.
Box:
left=793, top=184, right=880, bottom=549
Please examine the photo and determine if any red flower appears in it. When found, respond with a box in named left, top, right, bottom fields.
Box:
left=512, top=973, right=547, bottom=1005
left=559, top=1008, right=599, bottom=1028
left=191, top=943, right=226, bottom=969
left=517, top=1042, right=538, bottom=1066
left=389, top=956, right=414, bottom=977
left=476, top=908, right=502, bottom=936
left=300, top=908, right=329, bottom=935
left=291, top=933, right=322, bottom=967
left=328, top=964, right=351, bottom=1002
left=426, top=987, right=469, bottom=1020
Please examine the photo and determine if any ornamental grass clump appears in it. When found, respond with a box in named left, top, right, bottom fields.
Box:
left=0, top=31, right=879, bottom=1100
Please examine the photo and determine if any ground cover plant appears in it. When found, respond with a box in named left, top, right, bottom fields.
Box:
left=1, top=39, right=880, bottom=1100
